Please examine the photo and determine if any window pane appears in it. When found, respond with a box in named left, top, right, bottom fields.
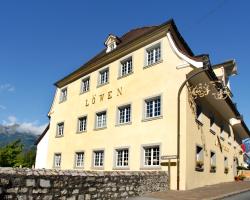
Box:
left=119, top=105, right=131, bottom=124
left=146, top=97, right=161, bottom=118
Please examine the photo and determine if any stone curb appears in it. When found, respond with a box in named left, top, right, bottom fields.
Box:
left=205, top=188, right=250, bottom=200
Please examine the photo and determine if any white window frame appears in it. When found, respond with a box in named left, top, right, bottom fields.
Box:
left=144, top=96, right=161, bottom=119
left=195, top=104, right=203, bottom=124
left=143, top=146, right=160, bottom=167
left=146, top=43, right=161, bottom=66
left=118, top=105, right=131, bottom=124
left=81, top=77, right=90, bottom=93
left=98, top=68, right=109, bottom=86
left=54, top=153, right=61, bottom=168
left=115, top=148, right=129, bottom=168
left=120, top=57, right=133, bottom=77
left=78, top=116, right=87, bottom=133
left=60, top=88, right=67, bottom=102
left=95, top=111, right=107, bottom=129
left=57, top=122, right=64, bottom=137
left=93, top=150, right=104, bottom=167
left=195, top=145, right=204, bottom=171
left=210, top=151, right=216, bottom=172
left=75, top=152, right=84, bottom=168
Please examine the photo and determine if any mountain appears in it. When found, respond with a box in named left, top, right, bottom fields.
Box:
left=0, top=124, right=38, bottom=150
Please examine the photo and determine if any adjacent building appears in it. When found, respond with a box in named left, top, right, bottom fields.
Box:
left=35, top=19, right=250, bottom=190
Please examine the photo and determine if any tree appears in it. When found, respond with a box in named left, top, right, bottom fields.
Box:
left=0, top=140, right=23, bottom=167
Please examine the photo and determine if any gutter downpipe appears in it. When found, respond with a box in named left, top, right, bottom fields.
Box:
left=176, top=66, right=209, bottom=190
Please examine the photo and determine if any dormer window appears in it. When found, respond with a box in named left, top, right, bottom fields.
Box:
left=105, top=34, right=120, bottom=53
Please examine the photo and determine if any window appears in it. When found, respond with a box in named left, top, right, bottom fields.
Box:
left=94, top=151, right=104, bottom=167
left=144, top=146, right=160, bottom=166
left=96, top=111, right=107, bottom=129
left=81, top=77, right=90, bottom=93
left=57, top=122, right=64, bottom=137
left=78, top=116, right=87, bottom=132
left=110, top=43, right=115, bottom=51
left=195, top=145, right=204, bottom=171
left=210, top=151, right=216, bottom=173
left=145, top=97, right=161, bottom=118
left=118, top=105, right=131, bottom=124
left=60, top=88, right=67, bottom=102
left=120, top=57, right=133, bottom=77
left=75, top=152, right=84, bottom=168
left=54, top=153, right=61, bottom=168
left=99, top=68, right=109, bottom=85
left=116, top=149, right=129, bottom=167
left=195, top=104, right=202, bottom=124
left=220, top=125, right=225, bottom=140
left=146, top=44, right=161, bottom=66
left=224, top=157, right=229, bottom=174
left=210, top=115, right=216, bottom=133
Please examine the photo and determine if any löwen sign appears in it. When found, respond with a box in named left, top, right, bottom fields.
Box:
left=84, top=87, right=123, bottom=107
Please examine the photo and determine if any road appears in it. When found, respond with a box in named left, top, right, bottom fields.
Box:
left=223, top=191, right=250, bottom=200
left=129, top=191, right=250, bottom=200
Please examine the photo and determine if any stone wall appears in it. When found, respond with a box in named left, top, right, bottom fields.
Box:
left=0, top=168, right=168, bottom=200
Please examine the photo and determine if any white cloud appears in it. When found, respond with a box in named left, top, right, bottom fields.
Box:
left=2, top=115, right=17, bottom=126
left=0, top=105, right=6, bottom=110
left=0, top=83, right=15, bottom=92
left=2, top=115, right=47, bottom=135
left=17, top=122, right=47, bottom=135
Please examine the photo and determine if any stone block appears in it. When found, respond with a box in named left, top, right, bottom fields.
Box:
left=39, top=179, right=51, bottom=188
left=78, top=195, right=85, bottom=200
left=20, top=187, right=28, bottom=193
left=85, top=194, right=91, bottom=200
left=6, top=187, right=19, bottom=193
left=26, top=179, right=36, bottom=187
left=17, top=195, right=27, bottom=200
left=0, top=178, right=9, bottom=185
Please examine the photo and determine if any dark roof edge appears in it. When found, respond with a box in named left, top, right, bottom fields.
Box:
left=35, top=124, right=50, bottom=145
left=205, top=66, right=250, bottom=136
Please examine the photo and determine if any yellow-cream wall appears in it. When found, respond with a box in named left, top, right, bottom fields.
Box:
left=185, top=97, right=244, bottom=189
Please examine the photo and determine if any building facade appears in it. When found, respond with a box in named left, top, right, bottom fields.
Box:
left=35, top=19, right=250, bottom=190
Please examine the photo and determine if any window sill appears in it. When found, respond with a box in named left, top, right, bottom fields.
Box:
left=117, top=72, right=134, bottom=80
left=94, top=127, right=107, bottom=131
left=55, top=135, right=64, bottom=138
left=195, top=167, right=204, bottom=172
left=91, top=166, right=104, bottom=170
left=76, top=130, right=87, bottom=134
left=53, top=166, right=61, bottom=169
left=210, top=129, right=216, bottom=135
left=115, top=122, right=132, bottom=127
left=97, top=82, right=109, bottom=88
left=142, top=115, right=163, bottom=122
left=113, top=167, right=130, bottom=170
left=59, top=99, right=67, bottom=104
left=80, top=90, right=90, bottom=95
left=220, top=136, right=225, bottom=141
left=195, top=119, right=203, bottom=126
left=140, top=166, right=161, bottom=170
left=74, top=167, right=84, bottom=170
left=143, top=59, right=163, bottom=70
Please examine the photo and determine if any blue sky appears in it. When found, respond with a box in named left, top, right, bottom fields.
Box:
left=0, top=0, right=249, bottom=133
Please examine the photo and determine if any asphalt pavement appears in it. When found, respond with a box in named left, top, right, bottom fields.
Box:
left=223, top=191, right=250, bottom=200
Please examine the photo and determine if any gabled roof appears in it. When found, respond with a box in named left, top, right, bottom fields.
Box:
left=55, top=19, right=198, bottom=88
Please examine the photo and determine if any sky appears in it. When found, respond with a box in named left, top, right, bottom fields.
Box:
left=0, top=0, right=249, bottom=134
